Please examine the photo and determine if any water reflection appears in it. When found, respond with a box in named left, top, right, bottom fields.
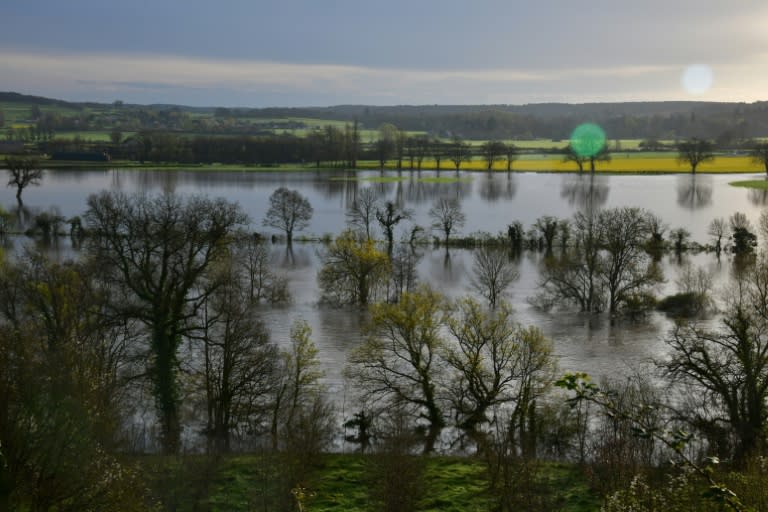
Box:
left=478, top=173, right=517, bottom=202
left=676, top=175, right=713, bottom=210
left=748, top=188, right=768, bottom=207
left=560, top=174, right=609, bottom=210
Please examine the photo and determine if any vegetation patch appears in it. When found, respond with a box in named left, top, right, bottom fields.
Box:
left=729, top=179, right=768, bottom=189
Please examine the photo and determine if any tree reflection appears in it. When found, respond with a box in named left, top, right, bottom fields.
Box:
left=747, top=188, right=768, bottom=207
left=560, top=173, right=609, bottom=210
left=676, top=175, right=712, bottom=210
left=478, top=173, right=517, bottom=202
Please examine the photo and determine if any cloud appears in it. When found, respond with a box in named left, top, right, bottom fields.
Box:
left=0, top=49, right=766, bottom=106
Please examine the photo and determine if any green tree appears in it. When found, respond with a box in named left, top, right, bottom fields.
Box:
left=677, top=138, right=715, bottom=173
left=270, top=319, right=325, bottom=450
left=346, top=286, right=447, bottom=453
left=318, top=230, right=391, bottom=306
left=444, top=298, right=554, bottom=450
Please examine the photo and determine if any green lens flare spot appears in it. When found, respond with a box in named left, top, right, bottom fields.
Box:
left=570, top=123, right=606, bottom=158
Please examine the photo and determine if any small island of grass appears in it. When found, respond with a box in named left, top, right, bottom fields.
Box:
left=729, top=178, right=768, bottom=189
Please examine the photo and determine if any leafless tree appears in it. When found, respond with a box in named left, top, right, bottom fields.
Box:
left=662, top=258, right=768, bottom=462
left=376, top=201, right=411, bottom=255
left=5, top=156, right=42, bottom=205
left=708, top=217, right=729, bottom=256
left=262, top=187, right=313, bottom=245
left=471, top=246, right=518, bottom=309
left=84, top=191, right=248, bottom=453
left=429, top=197, right=466, bottom=245
left=346, top=187, right=379, bottom=241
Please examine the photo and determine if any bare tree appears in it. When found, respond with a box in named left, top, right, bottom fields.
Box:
left=346, top=187, right=379, bottom=241
left=429, top=197, right=466, bottom=245
left=598, top=207, right=659, bottom=314
left=84, top=191, right=248, bottom=453
left=262, top=187, right=313, bottom=245
left=376, top=201, right=411, bottom=255
left=708, top=217, right=729, bottom=256
left=471, top=247, right=518, bottom=309
left=662, top=258, right=768, bottom=462
left=5, top=157, right=42, bottom=205
left=192, top=260, right=278, bottom=452
left=677, top=138, right=715, bottom=173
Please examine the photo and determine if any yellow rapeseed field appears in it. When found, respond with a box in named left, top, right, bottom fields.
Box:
left=360, top=156, right=764, bottom=174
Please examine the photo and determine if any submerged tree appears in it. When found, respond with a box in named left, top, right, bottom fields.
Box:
left=470, top=246, right=518, bottom=309
left=84, top=191, right=248, bottom=453
left=346, top=286, right=447, bottom=453
left=346, top=187, right=379, bottom=241
left=444, top=298, right=554, bottom=450
left=5, top=156, right=42, bottom=206
left=429, top=197, right=466, bottom=245
left=318, top=229, right=390, bottom=306
left=263, top=187, right=313, bottom=244
left=376, top=201, right=411, bottom=255
left=662, top=257, right=768, bottom=462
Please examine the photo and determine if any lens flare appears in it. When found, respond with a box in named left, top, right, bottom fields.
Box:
left=681, top=64, right=713, bottom=95
left=570, top=123, right=606, bottom=158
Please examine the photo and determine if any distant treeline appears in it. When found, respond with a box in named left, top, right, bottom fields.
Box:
left=4, top=91, right=768, bottom=142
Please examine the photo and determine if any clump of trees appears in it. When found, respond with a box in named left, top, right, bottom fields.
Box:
left=346, top=286, right=556, bottom=454
left=538, top=206, right=662, bottom=314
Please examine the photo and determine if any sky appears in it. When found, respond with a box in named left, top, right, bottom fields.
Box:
left=1, top=0, right=768, bottom=107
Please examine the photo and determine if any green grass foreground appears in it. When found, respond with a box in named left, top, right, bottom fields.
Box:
left=730, top=178, right=768, bottom=189
left=139, top=453, right=600, bottom=512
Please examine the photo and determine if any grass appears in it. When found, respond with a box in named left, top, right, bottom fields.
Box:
left=730, top=178, right=768, bottom=189
left=140, top=453, right=600, bottom=512
left=330, top=175, right=473, bottom=184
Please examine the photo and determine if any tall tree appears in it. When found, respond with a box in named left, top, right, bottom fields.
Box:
left=677, top=138, right=715, bottom=173
left=470, top=247, right=518, bottom=309
left=662, top=258, right=768, bottom=462
left=262, top=187, right=313, bottom=245
left=444, top=298, right=554, bottom=451
left=346, top=286, right=447, bottom=453
left=346, top=187, right=379, bottom=241
left=84, top=191, right=248, bottom=453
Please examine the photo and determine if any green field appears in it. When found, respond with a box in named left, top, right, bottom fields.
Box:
left=730, top=178, right=768, bottom=189
left=141, top=453, right=600, bottom=512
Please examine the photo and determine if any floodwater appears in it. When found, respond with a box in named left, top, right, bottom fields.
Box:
left=1, top=168, right=763, bottom=395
